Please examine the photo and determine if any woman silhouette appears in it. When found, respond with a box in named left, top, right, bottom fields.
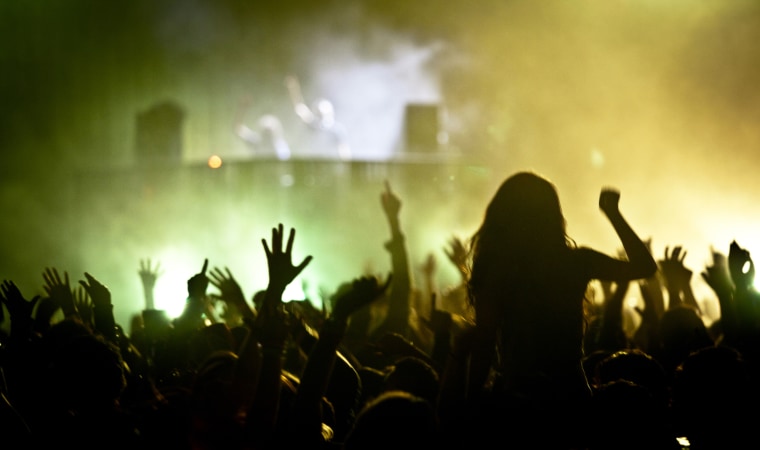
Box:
left=465, top=171, right=657, bottom=446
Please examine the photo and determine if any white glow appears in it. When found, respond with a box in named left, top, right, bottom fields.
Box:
left=151, top=248, right=208, bottom=320
left=590, top=148, right=605, bottom=168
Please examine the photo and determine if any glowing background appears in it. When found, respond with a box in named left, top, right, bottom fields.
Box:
left=1, top=0, right=759, bottom=329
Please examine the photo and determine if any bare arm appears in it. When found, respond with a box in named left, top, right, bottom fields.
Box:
left=589, top=189, right=657, bottom=281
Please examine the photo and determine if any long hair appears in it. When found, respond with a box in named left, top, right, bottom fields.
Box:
left=467, top=171, right=574, bottom=309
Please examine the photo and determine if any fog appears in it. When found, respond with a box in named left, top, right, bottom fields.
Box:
left=1, top=0, right=759, bottom=328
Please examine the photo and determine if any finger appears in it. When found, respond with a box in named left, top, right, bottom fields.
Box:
left=201, top=258, right=209, bottom=274
left=295, top=255, right=313, bottom=274
left=286, top=227, right=296, bottom=255
left=64, top=271, right=70, bottom=287
left=262, top=238, right=272, bottom=257
left=43, top=270, right=53, bottom=287
left=272, top=225, right=283, bottom=252
left=225, top=267, right=234, bottom=279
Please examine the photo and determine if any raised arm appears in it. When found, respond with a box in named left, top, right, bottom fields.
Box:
left=591, top=188, right=657, bottom=281
left=0, top=280, right=40, bottom=343
left=371, top=181, right=412, bottom=340
left=246, top=224, right=312, bottom=447
left=209, top=265, right=255, bottom=326
left=658, top=246, right=701, bottom=314
left=701, top=246, right=736, bottom=345
left=42, top=267, right=79, bottom=321
left=138, top=258, right=162, bottom=311
left=726, top=240, right=760, bottom=349
left=444, top=235, right=469, bottom=284
left=79, top=272, right=118, bottom=343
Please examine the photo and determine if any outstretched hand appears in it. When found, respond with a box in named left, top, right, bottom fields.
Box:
left=262, top=224, right=313, bottom=290
left=444, top=235, right=469, bottom=277
left=78, top=272, right=112, bottom=309
left=138, top=258, right=162, bottom=291
left=659, top=246, right=692, bottom=292
left=42, top=267, right=77, bottom=317
left=74, top=285, right=93, bottom=328
left=0, top=279, right=40, bottom=329
left=262, top=223, right=313, bottom=301
left=331, top=274, right=392, bottom=323
left=209, top=266, right=246, bottom=302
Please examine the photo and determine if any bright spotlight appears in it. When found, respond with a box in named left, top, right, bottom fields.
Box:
left=208, top=155, right=223, bottom=169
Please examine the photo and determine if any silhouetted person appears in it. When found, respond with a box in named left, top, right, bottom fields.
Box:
left=465, top=171, right=657, bottom=448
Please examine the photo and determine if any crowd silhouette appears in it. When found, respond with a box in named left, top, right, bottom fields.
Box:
left=2, top=170, right=760, bottom=449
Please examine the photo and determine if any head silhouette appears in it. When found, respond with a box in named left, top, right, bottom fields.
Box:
left=476, top=171, right=567, bottom=252
left=468, top=171, right=575, bottom=309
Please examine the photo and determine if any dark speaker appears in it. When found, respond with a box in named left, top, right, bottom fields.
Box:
left=404, top=103, right=439, bottom=153
left=135, top=101, right=185, bottom=166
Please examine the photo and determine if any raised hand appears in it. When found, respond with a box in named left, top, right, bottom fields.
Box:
left=380, top=180, right=402, bottom=223
left=42, top=267, right=77, bottom=317
left=209, top=266, right=246, bottom=305
left=138, top=258, right=162, bottom=310
left=139, top=258, right=162, bottom=292
left=74, top=285, right=93, bottom=328
left=728, top=240, right=755, bottom=293
left=444, top=235, right=469, bottom=279
left=331, top=274, right=392, bottom=323
left=598, top=188, right=621, bottom=216
left=187, top=258, right=210, bottom=300
left=78, top=272, right=112, bottom=308
left=702, top=246, right=734, bottom=299
left=659, top=246, right=692, bottom=292
left=0, top=279, right=40, bottom=335
left=209, top=265, right=254, bottom=320
left=659, top=245, right=702, bottom=314
left=261, top=224, right=313, bottom=297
